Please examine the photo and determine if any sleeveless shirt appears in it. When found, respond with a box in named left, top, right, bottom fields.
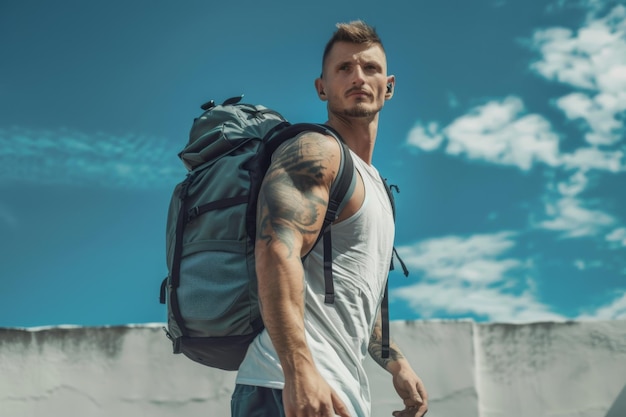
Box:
left=236, top=151, right=395, bottom=417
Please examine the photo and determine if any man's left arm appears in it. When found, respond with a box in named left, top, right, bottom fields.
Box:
left=368, top=311, right=429, bottom=417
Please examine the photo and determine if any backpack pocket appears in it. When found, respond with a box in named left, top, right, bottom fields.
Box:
left=177, top=241, right=259, bottom=338
left=178, top=330, right=262, bottom=371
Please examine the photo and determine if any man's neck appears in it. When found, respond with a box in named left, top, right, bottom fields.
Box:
left=326, top=114, right=379, bottom=165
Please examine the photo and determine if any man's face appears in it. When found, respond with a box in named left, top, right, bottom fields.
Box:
left=318, top=41, right=392, bottom=118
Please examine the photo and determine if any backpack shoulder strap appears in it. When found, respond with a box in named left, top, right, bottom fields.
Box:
left=380, top=176, right=409, bottom=276
left=379, top=176, right=410, bottom=358
left=268, top=122, right=356, bottom=231
left=269, top=123, right=356, bottom=305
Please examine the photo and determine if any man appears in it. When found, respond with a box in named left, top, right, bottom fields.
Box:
left=232, top=21, right=428, bottom=417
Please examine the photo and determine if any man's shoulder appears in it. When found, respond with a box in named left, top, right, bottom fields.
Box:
left=273, top=130, right=342, bottom=165
left=288, top=129, right=342, bottom=151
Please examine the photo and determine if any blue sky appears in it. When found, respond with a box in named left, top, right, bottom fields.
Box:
left=1, top=0, right=625, bottom=327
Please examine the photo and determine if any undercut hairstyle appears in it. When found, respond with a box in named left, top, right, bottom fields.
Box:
left=321, top=20, right=385, bottom=77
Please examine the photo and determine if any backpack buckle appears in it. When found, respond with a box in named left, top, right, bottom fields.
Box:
left=200, top=100, right=215, bottom=111
left=187, top=206, right=200, bottom=222
left=162, top=326, right=173, bottom=341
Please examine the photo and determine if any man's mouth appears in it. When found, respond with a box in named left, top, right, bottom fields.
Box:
left=346, top=89, right=370, bottom=98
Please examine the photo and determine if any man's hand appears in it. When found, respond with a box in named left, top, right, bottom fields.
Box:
left=391, top=366, right=428, bottom=417
left=283, top=367, right=352, bottom=417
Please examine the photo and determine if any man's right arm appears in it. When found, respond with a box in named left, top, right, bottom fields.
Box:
left=254, top=132, right=351, bottom=417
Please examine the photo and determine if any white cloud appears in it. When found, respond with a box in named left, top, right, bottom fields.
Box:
left=397, top=232, right=520, bottom=285
left=393, top=283, right=563, bottom=323
left=573, top=258, right=605, bottom=270
left=537, top=167, right=622, bottom=240
left=406, top=96, right=562, bottom=171
left=540, top=196, right=616, bottom=238
left=405, top=6, right=626, bottom=171
left=579, top=290, right=626, bottom=320
left=405, top=96, right=625, bottom=173
left=0, top=127, right=184, bottom=189
left=531, top=5, right=626, bottom=146
left=531, top=27, right=597, bottom=90
left=532, top=6, right=626, bottom=90
left=556, top=92, right=624, bottom=146
left=393, top=232, right=564, bottom=322
left=445, top=97, right=561, bottom=170
left=606, top=227, right=626, bottom=247
left=556, top=169, right=589, bottom=197
left=406, top=122, right=445, bottom=152
left=561, top=146, right=625, bottom=172
left=404, top=5, right=626, bottom=248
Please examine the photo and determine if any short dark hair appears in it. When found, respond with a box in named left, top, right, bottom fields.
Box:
left=321, top=20, right=385, bottom=77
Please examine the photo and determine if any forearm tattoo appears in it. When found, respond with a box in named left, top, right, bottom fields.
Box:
left=256, top=135, right=334, bottom=258
left=369, top=320, right=404, bottom=370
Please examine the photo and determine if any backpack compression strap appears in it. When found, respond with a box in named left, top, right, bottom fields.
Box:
left=166, top=173, right=198, bottom=340
left=379, top=176, right=409, bottom=358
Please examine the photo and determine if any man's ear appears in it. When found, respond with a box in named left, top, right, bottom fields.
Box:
left=315, top=78, right=327, bottom=101
left=385, top=75, right=396, bottom=99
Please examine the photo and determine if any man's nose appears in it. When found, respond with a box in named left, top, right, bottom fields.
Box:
left=351, top=66, right=365, bottom=85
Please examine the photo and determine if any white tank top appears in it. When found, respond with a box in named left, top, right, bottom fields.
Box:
left=236, top=151, right=395, bottom=417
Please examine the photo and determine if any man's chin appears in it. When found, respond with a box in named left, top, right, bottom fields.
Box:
left=342, top=106, right=380, bottom=118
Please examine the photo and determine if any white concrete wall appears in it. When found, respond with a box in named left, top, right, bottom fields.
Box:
left=1, top=320, right=625, bottom=417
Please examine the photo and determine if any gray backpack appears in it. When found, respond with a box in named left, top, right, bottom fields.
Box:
left=159, top=96, right=356, bottom=370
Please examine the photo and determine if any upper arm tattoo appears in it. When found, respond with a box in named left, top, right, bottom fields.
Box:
left=256, top=134, right=336, bottom=258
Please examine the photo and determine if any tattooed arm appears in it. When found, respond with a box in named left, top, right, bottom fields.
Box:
left=255, top=132, right=351, bottom=417
left=369, top=311, right=429, bottom=417
left=368, top=309, right=406, bottom=370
